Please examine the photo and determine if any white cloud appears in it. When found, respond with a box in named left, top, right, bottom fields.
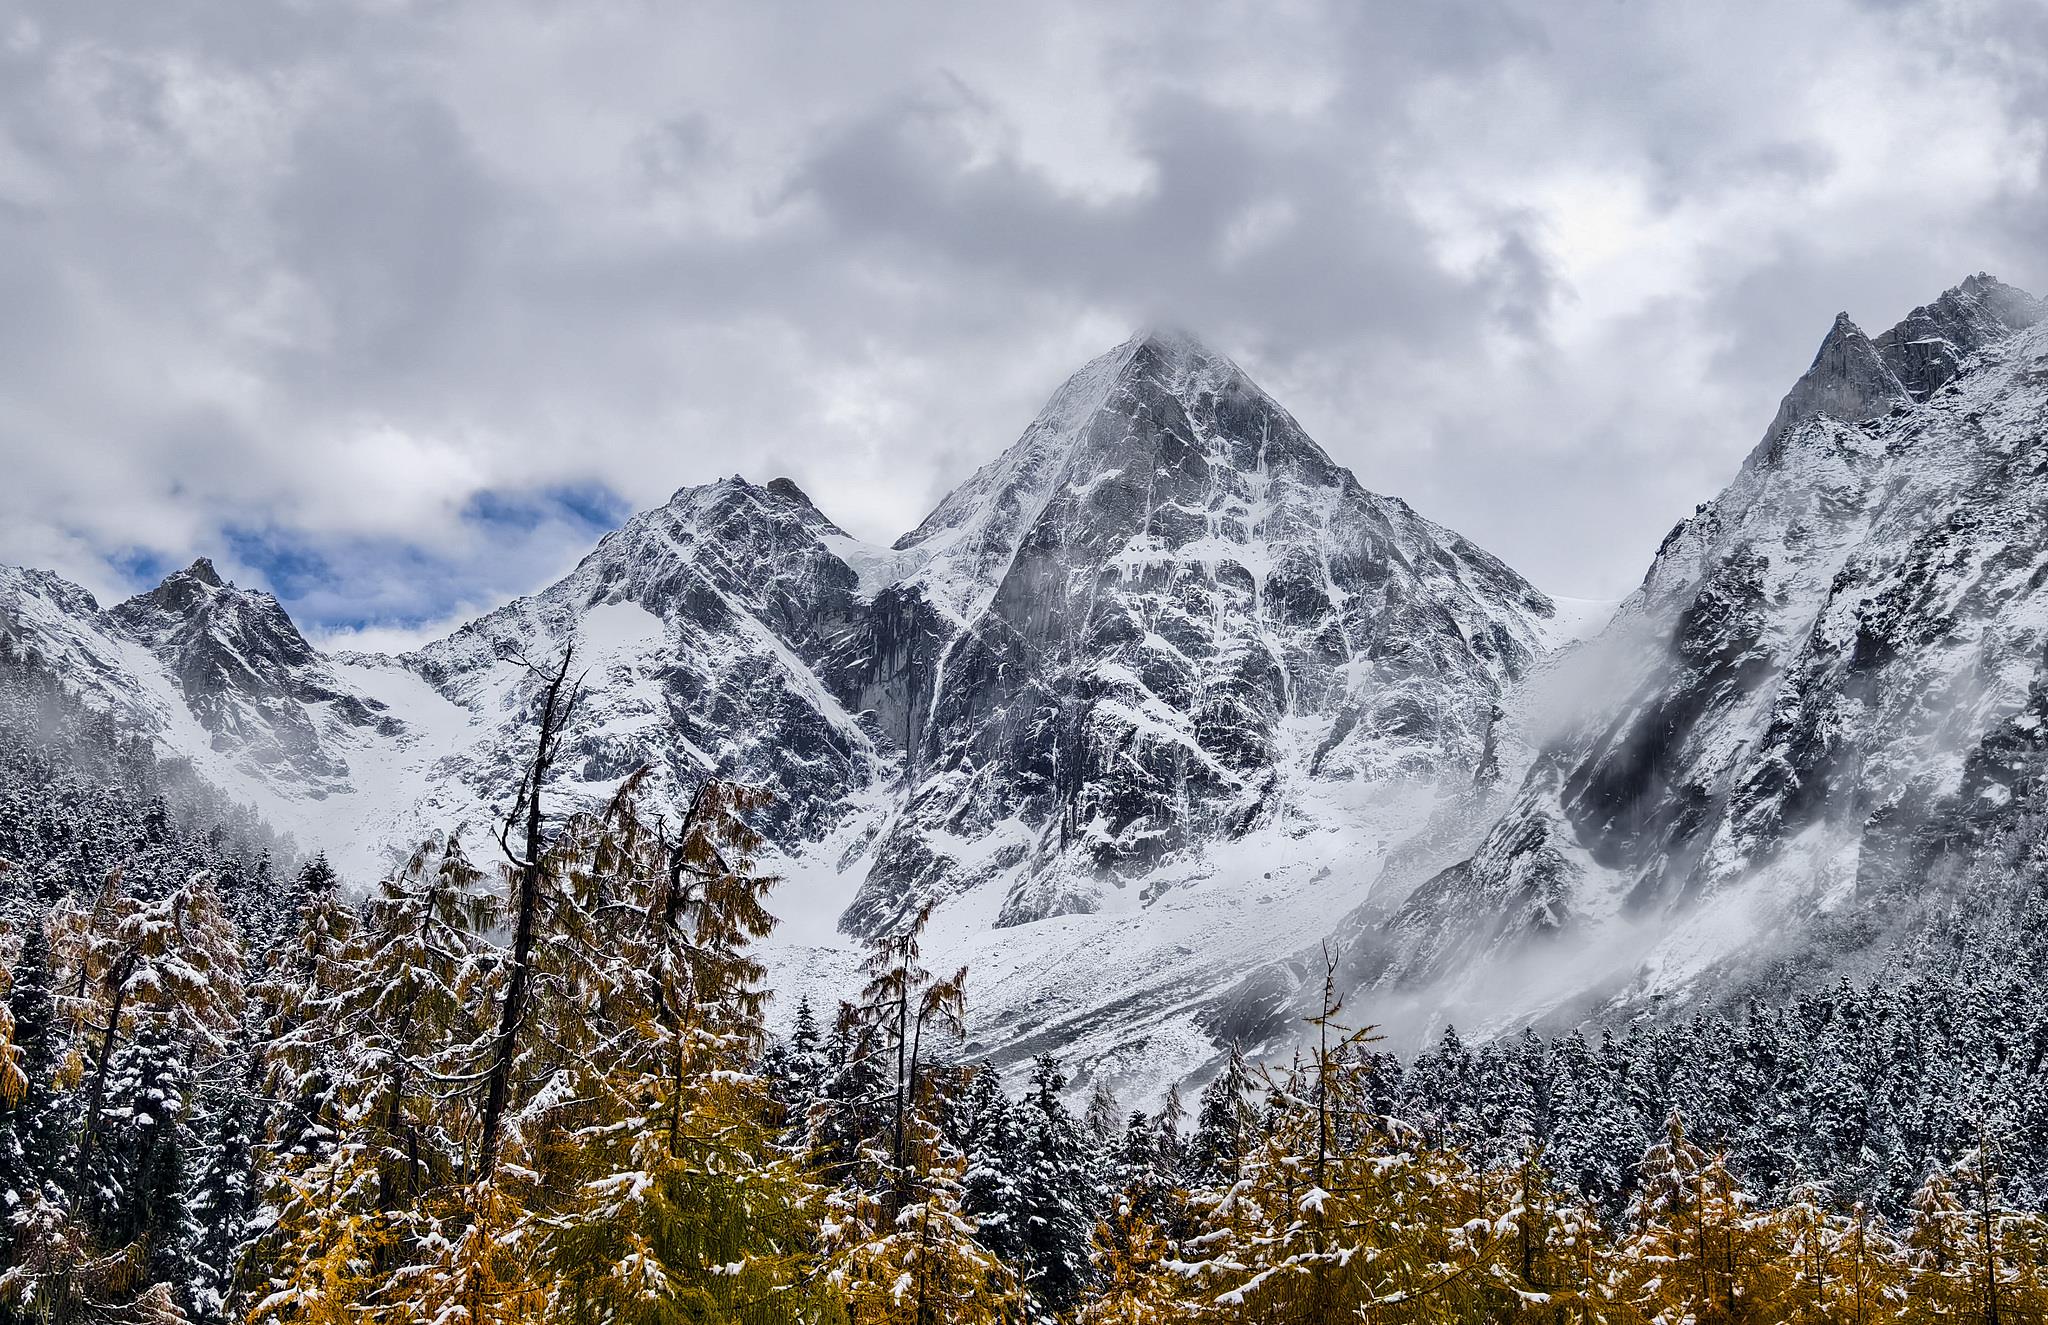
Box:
left=0, top=0, right=2042, bottom=627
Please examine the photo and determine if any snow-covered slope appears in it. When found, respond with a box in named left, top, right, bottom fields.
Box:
left=398, top=475, right=888, bottom=845
left=1289, top=274, right=2048, bottom=1047
left=0, top=328, right=1566, bottom=1096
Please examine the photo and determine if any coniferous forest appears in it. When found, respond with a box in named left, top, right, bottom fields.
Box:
left=5, top=639, right=2048, bottom=1324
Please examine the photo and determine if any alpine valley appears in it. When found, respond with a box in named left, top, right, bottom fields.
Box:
left=7, top=275, right=2048, bottom=1104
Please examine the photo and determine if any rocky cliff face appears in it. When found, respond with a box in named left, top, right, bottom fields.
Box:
left=399, top=474, right=886, bottom=843
left=839, top=331, right=1558, bottom=934
left=1301, top=274, right=2048, bottom=1040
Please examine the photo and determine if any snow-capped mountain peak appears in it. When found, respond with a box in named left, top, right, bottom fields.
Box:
left=1, top=327, right=1586, bottom=1093
left=1307, top=273, right=2048, bottom=1050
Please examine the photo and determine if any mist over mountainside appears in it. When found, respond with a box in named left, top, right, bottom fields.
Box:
left=5, top=282, right=2048, bottom=1098
left=1217, top=273, right=2048, bottom=1057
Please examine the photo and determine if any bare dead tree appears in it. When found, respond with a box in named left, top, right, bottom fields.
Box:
left=475, top=643, right=582, bottom=1180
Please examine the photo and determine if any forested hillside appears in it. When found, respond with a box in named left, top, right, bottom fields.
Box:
left=1, top=636, right=2047, bottom=1322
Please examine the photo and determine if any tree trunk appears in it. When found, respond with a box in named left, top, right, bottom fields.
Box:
left=476, top=647, right=576, bottom=1180
left=67, top=952, right=134, bottom=1215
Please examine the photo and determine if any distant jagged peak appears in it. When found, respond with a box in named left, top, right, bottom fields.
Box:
left=1871, top=271, right=2045, bottom=401
left=183, top=555, right=225, bottom=588
left=114, top=555, right=292, bottom=622
left=656, top=471, right=849, bottom=539
left=1929, top=270, right=2041, bottom=324
left=104, top=554, right=323, bottom=686
left=1748, top=309, right=1908, bottom=468
left=1750, top=273, right=2046, bottom=469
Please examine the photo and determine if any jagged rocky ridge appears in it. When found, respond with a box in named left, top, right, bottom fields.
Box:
left=0, top=558, right=400, bottom=791
left=1225, top=274, right=2048, bottom=1050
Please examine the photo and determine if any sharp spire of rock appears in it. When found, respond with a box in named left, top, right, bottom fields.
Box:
left=1748, top=311, right=1907, bottom=466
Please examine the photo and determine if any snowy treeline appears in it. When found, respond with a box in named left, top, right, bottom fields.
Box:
left=5, top=636, right=2048, bottom=1322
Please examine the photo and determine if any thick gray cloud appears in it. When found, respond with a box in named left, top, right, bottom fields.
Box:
left=0, top=0, right=2043, bottom=641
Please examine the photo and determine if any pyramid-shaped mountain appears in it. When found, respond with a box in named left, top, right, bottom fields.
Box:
left=0, top=327, right=1574, bottom=1087
left=838, top=330, right=1563, bottom=932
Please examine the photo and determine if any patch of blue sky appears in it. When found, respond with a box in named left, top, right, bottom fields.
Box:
left=197, top=481, right=632, bottom=634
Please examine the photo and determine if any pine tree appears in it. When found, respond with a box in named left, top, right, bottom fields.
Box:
left=1769, top=1185, right=1907, bottom=1324
left=544, top=773, right=838, bottom=1324
left=840, top=902, right=966, bottom=1224
left=1905, top=1147, right=2048, bottom=1324
left=763, top=995, right=828, bottom=1137
left=5, top=869, right=243, bottom=1323
left=1483, top=1147, right=1609, bottom=1320
left=823, top=906, right=1011, bottom=1325
left=1188, top=1043, right=1257, bottom=1187
left=825, top=1127, right=1015, bottom=1325
left=474, top=646, right=582, bottom=1184
left=808, top=1017, right=888, bottom=1188
left=0, top=915, right=61, bottom=1220
left=1008, top=1056, right=1102, bottom=1318
left=1078, top=1188, right=1176, bottom=1325
left=1082, top=1099, right=1193, bottom=1325
left=1548, top=1029, right=1643, bottom=1217
left=56, top=871, right=245, bottom=1221
left=1084, top=1081, right=1123, bottom=1151
left=1179, top=961, right=1510, bottom=1323
left=957, top=1066, right=1027, bottom=1271
left=248, top=834, right=495, bottom=1322
left=1613, top=1110, right=1790, bottom=1324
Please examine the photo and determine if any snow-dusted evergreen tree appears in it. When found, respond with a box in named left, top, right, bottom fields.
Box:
left=0, top=915, right=60, bottom=1224
left=1007, top=1056, right=1102, bottom=1318
left=1905, top=1147, right=2048, bottom=1323
left=807, top=1014, right=888, bottom=1188
left=762, top=994, right=828, bottom=1134
left=823, top=904, right=1014, bottom=1324
left=544, top=772, right=837, bottom=1323
left=1084, top=1081, right=1122, bottom=1150
left=1188, top=1042, right=1258, bottom=1187
left=1177, top=968, right=1519, bottom=1323
left=1544, top=1028, right=1643, bottom=1217
left=1768, top=1183, right=1908, bottom=1323
left=1, top=868, right=245, bottom=1323
left=1611, top=1110, right=1791, bottom=1324
left=839, top=900, right=966, bottom=1221
left=955, top=1065, right=1026, bottom=1266
left=248, top=832, right=495, bottom=1322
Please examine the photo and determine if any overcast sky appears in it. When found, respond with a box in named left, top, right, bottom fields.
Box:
left=2, top=0, right=2043, bottom=647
